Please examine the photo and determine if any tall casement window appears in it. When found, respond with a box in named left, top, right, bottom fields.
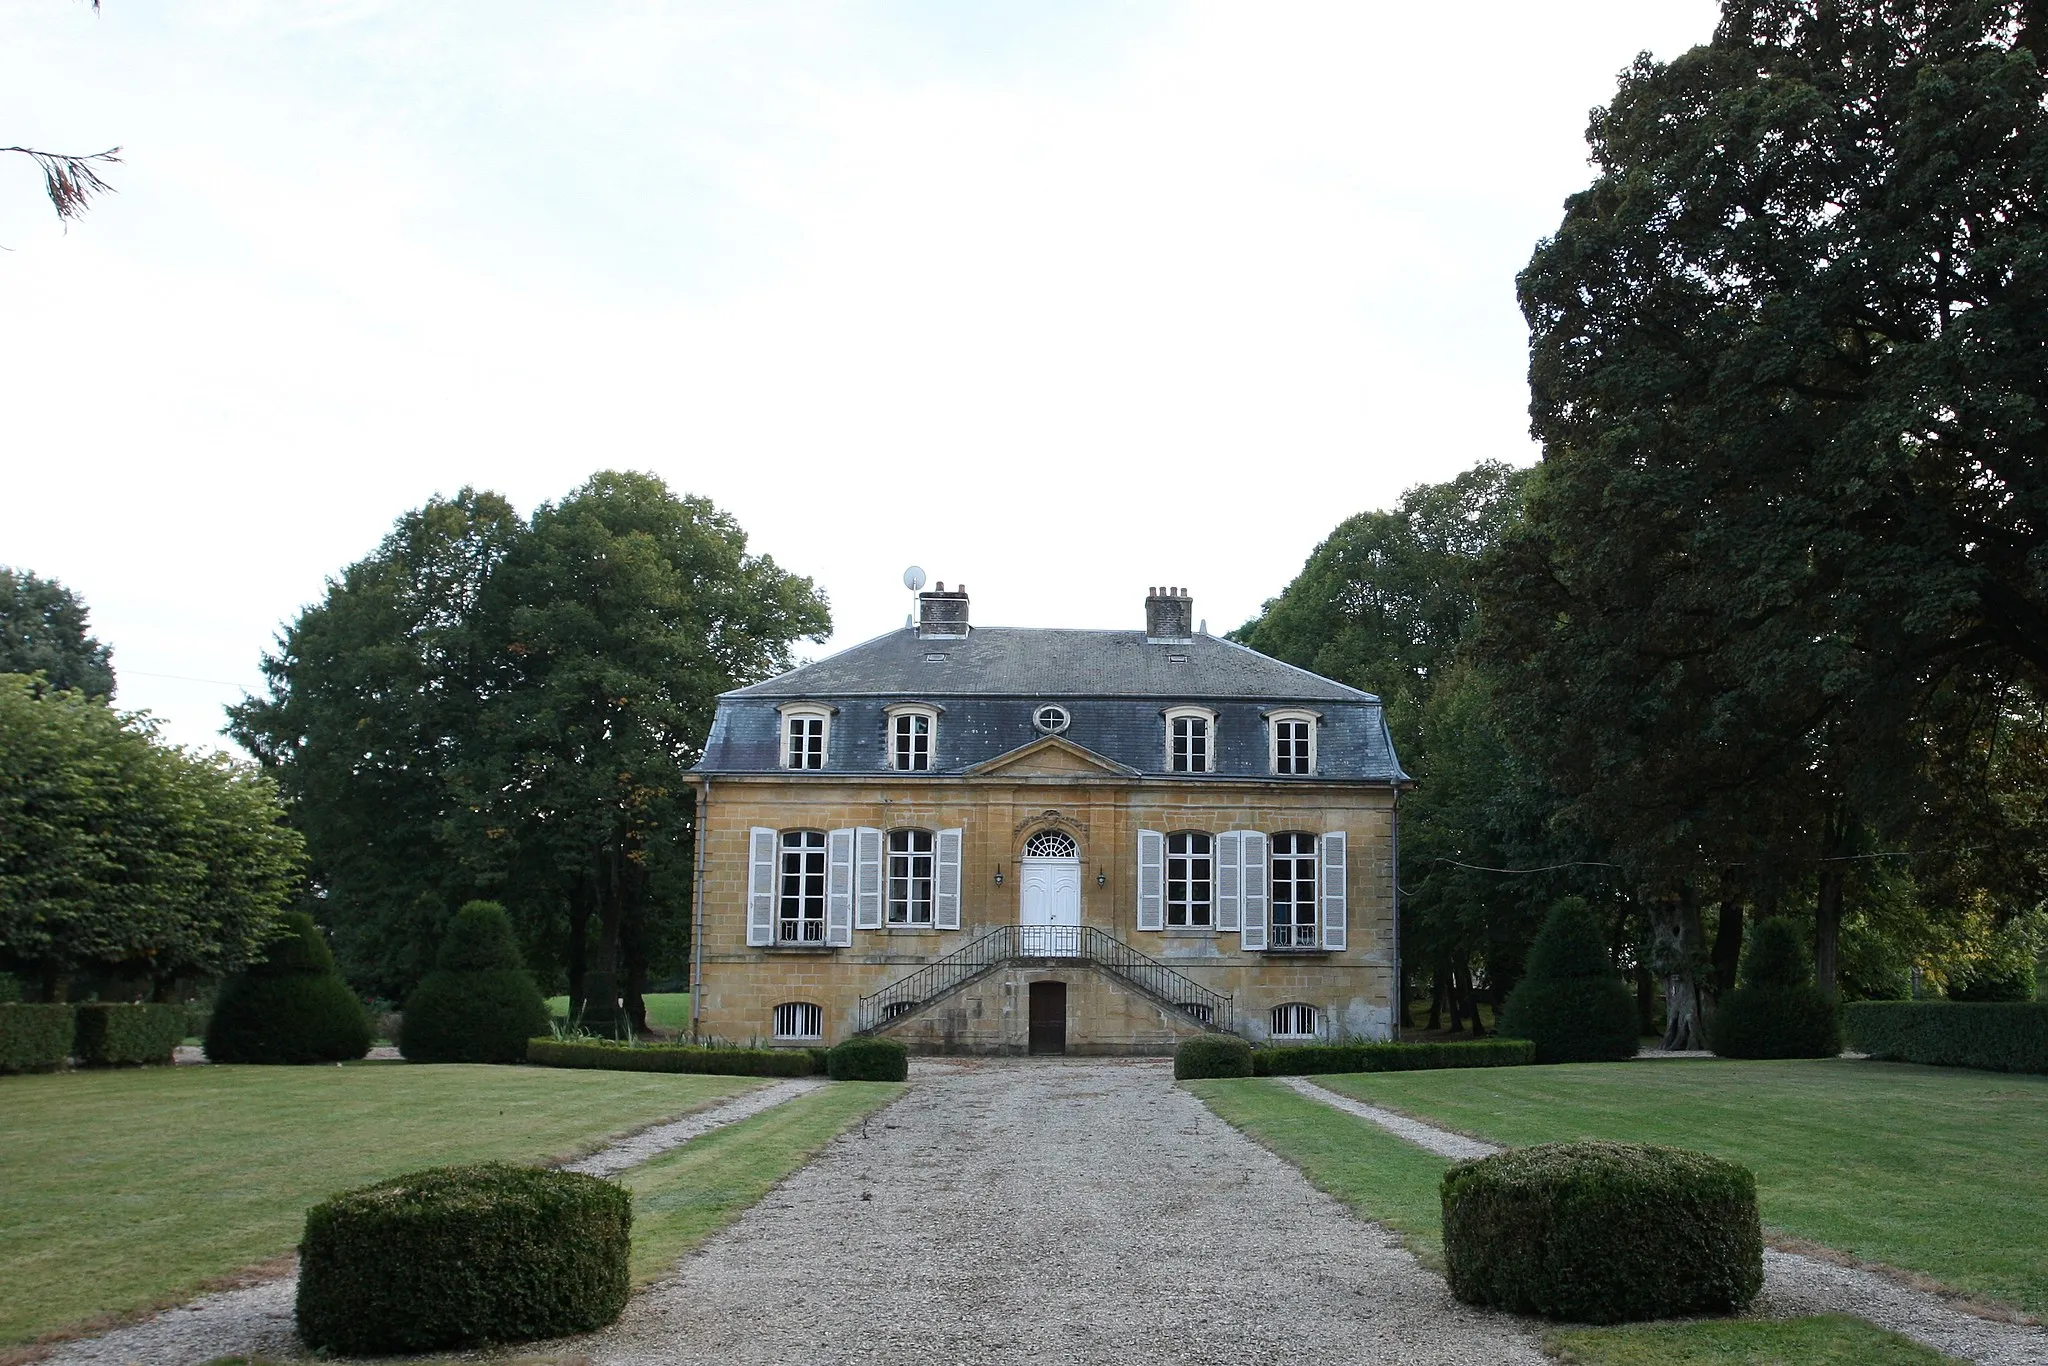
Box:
left=887, top=829, right=936, bottom=924
left=1166, top=832, right=1213, bottom=926
left=892, top=714, right=933, bottom=770
left=1270, top=832, right=1318, bottom=947
left=773, top=1002, right=823, bottom=1039
left=780, top=704, right=830, bottom=770
left=778, top=830, right=827, bottom=942
left=1164, top=706, right=1216, bottom=773
left=1268, top=710, right=1317, bottom=775
left=1271, top=1002, right=1318, bottom=1038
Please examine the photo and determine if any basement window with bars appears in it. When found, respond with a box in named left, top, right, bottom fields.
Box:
left=1271, top=1003, right=1318, bottom=1039
left=1178, top=1002, right=1214, bottom=1025
left=774, top=1002, right=823, bottom=1040
left=778, top=830, right=827, bottom=943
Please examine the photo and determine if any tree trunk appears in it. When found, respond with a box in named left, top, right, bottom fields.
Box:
left=1815, top=867, right=1845, bottom=1003
left=579, top=853, right=627, bottom=1038
left=1426, top=968, right=1445, bottom=1031
left=1710, top=896, right=1745, bottom=996
left=1397, top=961, right=1413, bottom=1031
left=1815, top=805, right=1849, bottom=1002
left=1649, top=887, right=1710, bottom=1050
left=1634, top=964, right=1656, bottom=1037
left=566, top=899, right=589, bottom=1023
left=1454, top=961, right=1484, bottom=1037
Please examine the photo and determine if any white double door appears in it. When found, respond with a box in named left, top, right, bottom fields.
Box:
left=1018, top=856, right=1081, bottom=956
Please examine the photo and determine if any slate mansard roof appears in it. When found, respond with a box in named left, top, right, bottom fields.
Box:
left=696, top=626, right=1408, bottom=783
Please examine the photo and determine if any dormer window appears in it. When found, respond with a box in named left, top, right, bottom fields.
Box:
left=1163, top=705, right=1216, bottom=774
left=1267, top=709, right=1319, bottom=776
left=884, top=703, right=940, bottom=772
left=778, top=703, right=832, bottom=770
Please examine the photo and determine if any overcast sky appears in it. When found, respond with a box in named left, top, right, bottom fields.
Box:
left=0, top=1, right=1720, bottom=751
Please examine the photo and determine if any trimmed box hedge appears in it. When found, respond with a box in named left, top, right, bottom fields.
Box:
left=296, top=1162, right=630, bottom=1354
left=0, top=1004, right=75, bottom=1073
left=1175, top=1034, right=1254, bottom=1079
left=1252, top=1038, right=1536, bottom=1076
left=525, top=1037, right=819, bottom=1077
left=1844, top=1001, right=2048, bottom=1074
left=73, top=1003, right=188, bottom=1066
left=1442, top=1141, right=1763, bottom=1323
left=827, top=1036, right=908, bottom=1081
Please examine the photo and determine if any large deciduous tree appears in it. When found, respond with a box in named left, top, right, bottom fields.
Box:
left=0, top=675, right=303, bottom=999
left=231, top=473, right=829, bottom=1029
left=1484, top=0, right=2048, bottom=1036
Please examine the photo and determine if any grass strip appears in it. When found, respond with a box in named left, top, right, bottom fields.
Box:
left=1316, top=1059, right=2048, bottom=1317
left=0, top=1065, right=755, bottom=1345
left=621, top=1081, right=904, bottom=1284
left=1543, top=1313, right=1956, bottom=1364
left=546, top=992, right=690, bottom=1032
left=1183, top=1076, right=1452, bottom=1267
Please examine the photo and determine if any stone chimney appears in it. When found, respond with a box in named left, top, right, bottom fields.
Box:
left=918, top=582, right=970, bottom=638
left=1145, top=585, right=1193, bottom=642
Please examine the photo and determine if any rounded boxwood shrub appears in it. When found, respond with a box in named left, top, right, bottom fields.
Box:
left=827, top=1035, right=908, bottom=1080
left=296, top=1161, right=630, bottom=1354
left=400, top=902, right=549, bottom=1065
left=1711, top=918, right=1842, bottom=1059
left=205, top=913, right=372, bottom=1064
left=1175, top=1034, right=1253, bottom=1079
left=1442, top=1141, right=1763, bottom=1323
left=1496, top=898, right=1639, bottom=1063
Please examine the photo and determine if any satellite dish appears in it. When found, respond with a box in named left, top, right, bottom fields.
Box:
left=903, top=565, right=927, bottom=592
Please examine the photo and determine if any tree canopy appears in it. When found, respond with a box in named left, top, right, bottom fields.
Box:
left=229, top=471, right=830, bottom=1028
left=0, top=567, right=116, bottom=698
left=0, top=674, right=303, bottom=999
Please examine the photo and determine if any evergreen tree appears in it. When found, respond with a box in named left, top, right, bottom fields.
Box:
left=205, top=912, right=373, bottom=1064
left=1497, top=898, right=1641, bottom=1063
left=400, top=901, right=549, bottom=1064
left=0, top=567, right=115, bottom=697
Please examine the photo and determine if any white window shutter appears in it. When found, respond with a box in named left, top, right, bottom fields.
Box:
left=1320, top=830, right=1348, bottom=951
left=1239, top=831, right=1269, bottom=950
left=747, top=827, right=777, bottom=947
left=1136, top=829, right=1165, bottom=931
left=826, top=828, right=855, bottom=946
left=1215, top=830, right=1242, bottom=931
left=853, top=827, right=884, bottom=929
left=935, top=827, right=963, bottom=930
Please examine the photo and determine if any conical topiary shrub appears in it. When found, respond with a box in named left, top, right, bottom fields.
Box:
left=1710, top=918, right=1841, bottom=1059
left=205, top=912, right=373, bottom=1064
left=400, top=901, right=549, bottom=1064
left=1497, top=897, right=1640, bottom=1063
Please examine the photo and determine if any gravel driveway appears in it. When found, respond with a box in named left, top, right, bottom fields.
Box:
left=586, top=1058, right=1545, bottom=1366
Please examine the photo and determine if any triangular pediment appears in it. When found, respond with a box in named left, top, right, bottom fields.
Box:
left=966, top=734, right=1139, bottom=778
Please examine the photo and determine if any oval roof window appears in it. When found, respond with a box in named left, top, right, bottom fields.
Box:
left=1033, top=704, right=1070, bottom=735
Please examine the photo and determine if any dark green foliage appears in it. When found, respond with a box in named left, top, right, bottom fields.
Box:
left=1174, top=1034, right=1254, bottom=1079
left=1442, top=1142, right=1763, bottom=1323
left=0, top=566, right=116, bottom=697
left=0, top=1003, right=74, bottom=1072
left=73, top=1003, right=187, bottom=1066
left=1845, top=1002, right=2048, bottom=1074
left=826, top=1036, right=908, bottom=1081
left=295, top=1162, right=630, bottom=1354
left=525, top=1037, right=817, bottom=1078
left=1497, top=899, right=1639, bottom=1063
left=204, top=913, right=372, bottom=1065
left=1252, top=1038, right=1535, bottom=1076
left=1949, top=954, right=2038, bottom=1004
left=400, top=903, right=549, bottom=1065
left=1712, top=920, right=1842, bottom=1059
left=807, top=1046, right=831, bottom=1075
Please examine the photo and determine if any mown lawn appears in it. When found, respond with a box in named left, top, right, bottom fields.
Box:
left=0, top=1063, right=756, bottom=1345
left=544, top=991, right=691, bottom=1032
left=624, top=1081, right=904, bottom=1283
left=1188, top=1078, right=1952, bottom=1364
left=1316, top=1059, right=2048, bottom=1317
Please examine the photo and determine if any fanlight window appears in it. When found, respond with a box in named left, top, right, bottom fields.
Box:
left=1023, top=830, right=1078, bottom=859
left=1271, top=1003, right=1318, bottom=1038
left=773, top=1002, right=823, bottom=1039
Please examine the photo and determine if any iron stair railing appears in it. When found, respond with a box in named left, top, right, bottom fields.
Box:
left=855, top=924, right=1234, bottom=1035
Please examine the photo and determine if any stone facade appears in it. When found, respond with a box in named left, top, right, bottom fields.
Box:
left=684, top=760, right=1397, bottom=1053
